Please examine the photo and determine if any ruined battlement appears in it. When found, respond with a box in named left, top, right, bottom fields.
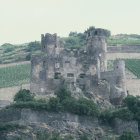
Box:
left=41, top=33, right=64, bottom=56
left=86, top=28, right=110, bottom=39
left=30, top=28, right=127, bottom=105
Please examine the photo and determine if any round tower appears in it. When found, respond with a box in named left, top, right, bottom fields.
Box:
left=110, top=60, right=127, bottom=105
left=86, top=28, right=110, bottom=72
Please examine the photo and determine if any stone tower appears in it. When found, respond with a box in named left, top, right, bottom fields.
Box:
left=41, top=33, right=64, bottom=56
left=86, top=28, right=109, bottom=72
left=110, top=60, right=127, bottom=104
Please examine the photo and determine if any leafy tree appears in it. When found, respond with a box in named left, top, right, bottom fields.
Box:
left=80, top=134, right=89, bottom=140
left=69, top=32, right=77, bottom=37
left=55, top=85, right=72, bottom=102
left=25, top=53, right=31, bottom=60
left=119, top=131, right=134, bottom=140
left=14, top=89, right=34, bottom=102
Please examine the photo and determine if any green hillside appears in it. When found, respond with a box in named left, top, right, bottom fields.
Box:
left=0, top=59, right=139, bottom=88
left=0, top=29, right=140, bottom=64
left=0, top=63, right=30, bottom=88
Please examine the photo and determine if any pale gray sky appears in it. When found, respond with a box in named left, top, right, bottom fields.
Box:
left=0, top=0, right=140, bottom=45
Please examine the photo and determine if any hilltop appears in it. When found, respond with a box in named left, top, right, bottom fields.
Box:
left=1, top=32, right=140, bottom=64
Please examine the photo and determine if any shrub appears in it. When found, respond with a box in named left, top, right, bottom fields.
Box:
left=14, top=89, right=34, bottom=102
left=119, top=131, right=134, bottom=140
left=25, top=53, right=31, bottom=60
left=112, top=108, right=133, bottom=121
left=100, top=109, right=113, bottom=124
left=0, top=122, right=25, bottom=131
left=48, top=97, right=63, bottom=112
left=50, top=132, right=63, bottom=140
left=37, top=130, right=50, bottom=140
left=55, top=85, right=72, bottom=102
left=64, top=134, right=74, bottom=140
left=80, top=134, right=89, bottom=140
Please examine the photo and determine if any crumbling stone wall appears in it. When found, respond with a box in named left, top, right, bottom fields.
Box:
left=100, top=60, right=127, bottom=105
left=30, top=28, right=127, bottom=105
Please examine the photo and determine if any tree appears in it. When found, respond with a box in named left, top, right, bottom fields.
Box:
left=119, top=131, right=134, bottom=140
left=14, top=89, right=34, bottom=102
left=55, top=85, right=72, bottom=102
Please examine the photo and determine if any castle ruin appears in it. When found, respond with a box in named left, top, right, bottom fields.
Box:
left=30, top=28, right=127, bottom=105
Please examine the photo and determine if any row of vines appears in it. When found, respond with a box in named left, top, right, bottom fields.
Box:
left=0, top=64, right=30, bottom=88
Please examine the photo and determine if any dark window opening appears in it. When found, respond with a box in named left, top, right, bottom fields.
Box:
left=94, top=31, right=98, bottom=35
left=54, top=73, right=61, bottom=79
left=67, top=73, right=74, bottom=77
left=44, top=46, right=45, bottom=48
left=79, top=73, right=86, bottom=78
left=65, top=61, right=70, bottom=63
left=43, top=61, right=45, bottom=67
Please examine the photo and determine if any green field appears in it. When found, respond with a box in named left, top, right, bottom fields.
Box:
left=108, top=59, right=140, bottom=78
left=0, top=64, right=30, bottom=88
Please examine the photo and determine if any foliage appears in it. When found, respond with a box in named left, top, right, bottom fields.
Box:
left=62, top=31, right=86, bottom=49
left=14, top=89, right=34, bottom=102
left=64, top=134, right=74, bottom=140
left=80, top=134, right=89, bottom=140
left=25, top=53, right=31, bottom=60
left=0, top=63, right=30, bottom=88
left=4, top=47, right=15, bottom=53
left=26, top=41, right=41, bottom=52
left=119, top=131, right=134, bottom=140
left=48, top=97, right=63, bottom=112
left=123, top=95, right=140, bottom=128
left=7, top=86, right=99, bottom=118
left=0, top=121, right=25, bottom=131
left=55, top=85, right=72, bottom=102
left=112, top=108, right=133, bottom=121
left=37, top=130, right=50, bottom=140
left=100, top=108, right=133, bottom=124
left=99, top=109, right=113, bottom=124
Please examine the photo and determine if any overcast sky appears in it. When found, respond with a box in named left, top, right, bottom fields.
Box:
left=0, top=0, right=140, bottom=45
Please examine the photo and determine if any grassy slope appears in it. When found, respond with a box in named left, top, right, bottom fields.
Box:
left=1, top=34, right=140, bottom=64
left=0, top=33, right=140, bottom=88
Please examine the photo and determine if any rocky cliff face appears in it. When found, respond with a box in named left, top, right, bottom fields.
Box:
left=0, top=109, right=114, bottom=140
left=0, top=108, right=139, bottom=140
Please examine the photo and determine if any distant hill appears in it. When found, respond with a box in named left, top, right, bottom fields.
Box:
left=1, top=33, right=140, bottom=64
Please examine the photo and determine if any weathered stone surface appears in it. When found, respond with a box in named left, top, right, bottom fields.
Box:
left=113, top=118, right=139, bottom=137
left=0, top=109, right=103, bottom=140
left=30, top=28, right=127, bottom=105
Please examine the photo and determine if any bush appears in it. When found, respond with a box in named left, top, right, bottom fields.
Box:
left=80, top=134, right=89, bottom=140
left=119, top=131, right=134, bottom=140
left=48, top=97, right=63, bottom=112
left=37, top=130, right=50, bottom=140
left=25, top=53, right=31, bottom=61
left=62, top=97, right=99, bottom=117
left=112, top=108, right=133, bottom=121
left=55, top=85, right=72, bottom=102
left=100, top=109, right=113, bottom=124
left=14, top=89, right=34, bottom=102
left=64, top=134, right=74, bottom=140
left=7, top=86, right=100, bottom=118
left=0, top=122, right=25, bottom=131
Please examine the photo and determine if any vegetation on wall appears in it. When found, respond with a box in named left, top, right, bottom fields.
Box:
left=119, top=131, right=135, bottom=140
left=6, top=87, right=100, bottom=118
left=0, top=121, right=25, bottom=132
